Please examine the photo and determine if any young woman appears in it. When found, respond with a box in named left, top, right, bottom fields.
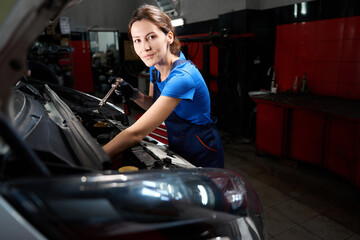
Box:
left=103, top=4, right=224, bottom=168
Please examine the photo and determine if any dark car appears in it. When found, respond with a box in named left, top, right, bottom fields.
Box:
left=0, top=0, right=266, bottom=239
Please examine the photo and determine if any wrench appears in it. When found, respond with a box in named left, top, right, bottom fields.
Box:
left=98, top=77, right=122, bottom=107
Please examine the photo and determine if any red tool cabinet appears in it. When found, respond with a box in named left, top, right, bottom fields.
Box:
left=326, top=118, right=359, bottom=180
left=289, top=109, right=325, bottom=166
left=255, top=103, right=286, bottom=157
left=70, top=32, right=94, bottom=93
left=253, top=94, right=360, bottom=188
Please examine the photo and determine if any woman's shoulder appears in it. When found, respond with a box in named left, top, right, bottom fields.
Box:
left=168, top=63, right=206, bottom=91
left=173, top=59, right=199, bottom=73
left=174, top=61, right=203, bottom=82
left=170, top=62, right=195, bottom=80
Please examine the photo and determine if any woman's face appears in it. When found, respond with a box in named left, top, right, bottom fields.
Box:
left=131, top=19, right=173, bottom=67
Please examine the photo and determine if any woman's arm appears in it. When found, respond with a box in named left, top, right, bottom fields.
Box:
left=133, top=82, right=154, bottom=110
left=103, top=95, right=181, bottom=159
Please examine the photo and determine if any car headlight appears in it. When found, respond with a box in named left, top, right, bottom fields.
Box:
left=3, top=168, right=265, bottom=239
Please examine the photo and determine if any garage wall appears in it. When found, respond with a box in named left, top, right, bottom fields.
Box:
left=259, top=0, right=314, bottom=10
left=62, top=0, right=139, bottom=31
left=62, top=0, right=314, bottom=32
left=181, top=0, right=315, bottom=24
left=275, top=16, right=360, bottom=99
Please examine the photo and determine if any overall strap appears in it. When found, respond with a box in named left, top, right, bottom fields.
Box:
left=152, top=59, right=191, bottom=83
left=171, top=59, right=189, bottom=71
left=151, top=68, right=158, bottom=82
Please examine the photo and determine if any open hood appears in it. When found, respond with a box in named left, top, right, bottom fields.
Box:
left=0, top=0, right=82, bottom=113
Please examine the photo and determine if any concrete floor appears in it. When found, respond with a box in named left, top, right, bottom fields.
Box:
left=124, top=105, right=360, bottom=240
left=220, top=131, right=360, bottom=240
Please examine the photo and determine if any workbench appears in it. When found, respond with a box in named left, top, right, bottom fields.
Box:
left=251, top=93, right=360, bottom=188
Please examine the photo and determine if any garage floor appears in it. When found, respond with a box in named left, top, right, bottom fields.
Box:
left=126, top=108, right=360, bottom=240
left=220, top=132, right=360, bottom=240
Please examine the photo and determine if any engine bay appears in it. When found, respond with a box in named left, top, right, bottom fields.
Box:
left=53, top=85, right=193, bottom=171
left=3, top=80, right=193, bottom=178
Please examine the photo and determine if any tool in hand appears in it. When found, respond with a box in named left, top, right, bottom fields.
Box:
left=98, top=77, right=122, bottom=108
left=98, top=77, right=133, bottom=116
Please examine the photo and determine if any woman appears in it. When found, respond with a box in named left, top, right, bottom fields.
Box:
left=103, top=4, right=224, bottom=168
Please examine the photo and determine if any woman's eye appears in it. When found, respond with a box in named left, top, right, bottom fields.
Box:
left=148, top=35, right=156, bottom=40
left=133, top=39, right=140, bottom=43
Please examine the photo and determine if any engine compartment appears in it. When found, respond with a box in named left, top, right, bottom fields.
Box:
left=2, top=80, right=190, bottom=178
left=52, top=85, right=188, bottom=171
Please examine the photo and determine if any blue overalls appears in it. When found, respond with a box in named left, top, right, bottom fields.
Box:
left=152, top=60, right=224, bottom=168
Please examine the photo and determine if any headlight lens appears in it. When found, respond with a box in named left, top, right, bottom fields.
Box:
left=4, top=168, right=265, bottom=239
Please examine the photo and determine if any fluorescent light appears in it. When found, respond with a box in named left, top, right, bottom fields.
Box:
left=301, top=2, right=307, bottom=15
left=171, top=18, right=184, bottom=27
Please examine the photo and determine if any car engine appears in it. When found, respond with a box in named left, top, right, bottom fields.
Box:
left=6, top=79, right=193, bottom=177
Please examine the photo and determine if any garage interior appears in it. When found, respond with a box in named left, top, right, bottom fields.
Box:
left=28, top=0, right=360, bottom=239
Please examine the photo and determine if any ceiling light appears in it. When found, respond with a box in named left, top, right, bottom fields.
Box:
left=171, top=18, right=184, bottom=27
left=301, top=2, right=307, bottom=15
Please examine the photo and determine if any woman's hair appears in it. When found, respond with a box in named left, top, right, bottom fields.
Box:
left=128, top=4, right=181, bottom=55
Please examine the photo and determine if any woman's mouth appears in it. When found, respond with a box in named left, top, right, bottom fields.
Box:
left=143, top=54, right=154, bottom=59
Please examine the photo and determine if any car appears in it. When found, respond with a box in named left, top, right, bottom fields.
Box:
left=0, top=0, right=266, bottom=239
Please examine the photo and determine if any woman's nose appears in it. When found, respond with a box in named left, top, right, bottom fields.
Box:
left=142, top=41, right=151, bottom=51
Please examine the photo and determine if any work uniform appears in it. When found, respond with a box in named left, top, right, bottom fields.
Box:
left=150, top=53, right=224, bottom=168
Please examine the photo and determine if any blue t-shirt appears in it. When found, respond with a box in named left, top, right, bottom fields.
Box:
left=150, top=55, right=212, bottom=125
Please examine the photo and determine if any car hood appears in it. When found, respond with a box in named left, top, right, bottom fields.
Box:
left=0, top=0, right=81, bottom=113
